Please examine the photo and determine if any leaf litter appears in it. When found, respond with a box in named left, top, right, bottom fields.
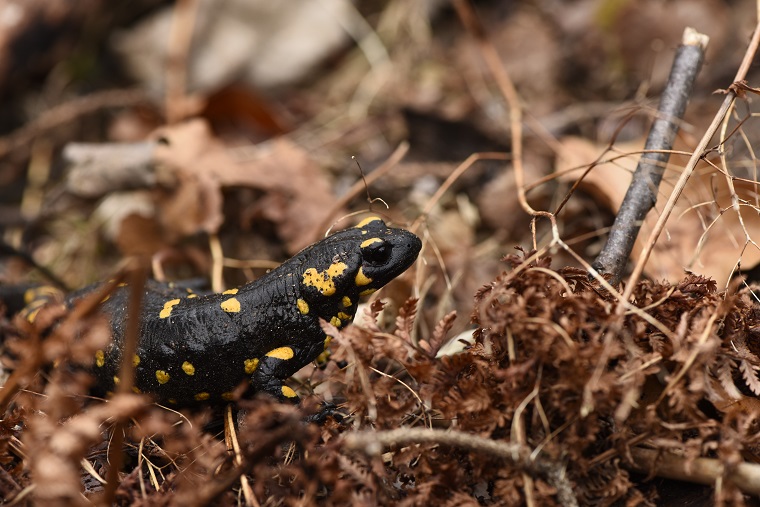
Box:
left=2, top=1, right=760, bottom=505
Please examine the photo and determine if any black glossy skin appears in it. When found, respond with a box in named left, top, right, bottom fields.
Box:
left=70, top=217, right=420, bottom=407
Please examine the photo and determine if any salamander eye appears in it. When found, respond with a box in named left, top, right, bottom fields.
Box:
left=362, top=240, right=391, bottom=266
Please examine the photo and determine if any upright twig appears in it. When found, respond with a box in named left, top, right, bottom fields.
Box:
left=592, top=28, right=708, bottom=285
left=582, top=20, right=760, bottom=417
left=451, top=0, right=552, bottom=224
left=619, top=21, right=760, bottom=302
left=166, top=0, right=199, bottom=123
left=103, top=260, right=148, bottom=505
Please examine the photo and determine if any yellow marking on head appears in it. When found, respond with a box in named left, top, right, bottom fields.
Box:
left=132, top=386, right=141, bottom=394
left=24, top=286, right=60, bottom=304
left=159, top=299, right=181, bottom=319
left=156, top=370, right=170, bottom=384
left=342, top=296, right=352, bottom=307
left=23, top=289, right=37, bottom=305
left=356, top=216, right=382, bottom=228
left=244, top=358, right=260, bottom=374
left=133, top=354, right=140, bottom=367
left=95, top=350, right=105, bottom=367
left=221, top=297, right=241, bottom=313
left=113, top=376, right=120, bottom=385
left=360, top=237, right=383, bottom=248
left=297, top=298, right=309, bottom=315
left=266, top=347, right=295, bottom=360
left=100, top=294, right=110, bottom=303
left=182, top=361, right=195, bottom=375
left=194, top=392, right=210, bottom=401
left=360, top=288, right=377, bottom=296
left=26, top=307, right=42, bottom=323
left=330, top=316, right=341, bottom=327
left=355, top=267, right=372, bottom=287
left=187, top=294, right=198, bottom=299
left=221, top=392, right=234, bottom=401
left=281, top=386, right=298, bottom=398
left=338, top=312, right=350, bottom=321
left=302, top=262, right=348, bottom=296
left=222, top=288, right=239, bottom=295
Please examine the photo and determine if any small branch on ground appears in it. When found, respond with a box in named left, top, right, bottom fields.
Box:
left=592, top=28, right=709, bottom=285
left=342, top=428, right=579, bottom=507
left=628, top=447, right=760, bottom=496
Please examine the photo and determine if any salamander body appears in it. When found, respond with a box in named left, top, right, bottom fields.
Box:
left=11, top=217, right=421, bottom=407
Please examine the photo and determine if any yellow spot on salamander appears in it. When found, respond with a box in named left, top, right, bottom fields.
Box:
left=281, top=386, right=298, bottom=398
left=302, top=262, right=348, bottom=296
left=297, top=298, right=309, bottom=315
left=133, top=354, right=140, bottom=367
left=194, top=392, right=210, bottom=401
left=244, top=358, right=260, bottom=374
left=266, top=347, right=295, bottom=360
left=159, top=299, right=181, bottom=319
left=168, top=399, right=177, bottom=404
left=221, top=392, right=234, bottom=401
left=338, top=312, right=350, bottom=321
left=360, top=288, right=377, bottom=296
left=100, top=294, right=110, bottom=303
left=132, top=386, right=141, bottom=394
left=95, top=350, right=105, bottom=367
left=23, top=286, right=60, bottom=304
left=355, top=216, right=382, bottom=228
left=223, top=288, right=239, bottom=295
left=182, top=361, right=195, bottom=375
left=342, top=296, right=352, bottom=307
left=113, top=376, right=120, bottom=385
left=26, top=307, right=42, bottom=323
left=330, top=316, right=341, bottom=327
left=355, top=267, right=372, bottom=287
left=117, top=282, right=128, bottom=288
left=221, top=297, right=241, bottom=313
left=156, top=370, right=170, bottom=384
left=360, top=237, right=383, bottom=248
left=324, top=335, right=332, bottom=348
left=187, top=294, right=198, bottom=299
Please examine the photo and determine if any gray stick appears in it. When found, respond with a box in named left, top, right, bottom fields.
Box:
left=592, top=28, right=709, bottom=285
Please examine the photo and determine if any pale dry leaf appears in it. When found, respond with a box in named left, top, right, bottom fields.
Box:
left=153, top=119, right=339, bottom=253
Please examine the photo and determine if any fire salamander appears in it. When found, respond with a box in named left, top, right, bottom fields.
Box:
left=11, top=217, right=421, bottom=407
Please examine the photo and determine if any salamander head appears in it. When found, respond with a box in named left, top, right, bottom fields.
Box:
left=296, top=217, right=421, bottom=313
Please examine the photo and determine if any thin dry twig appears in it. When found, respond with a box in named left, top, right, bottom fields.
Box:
left=165, top=0, right=200, bottom=123
left=103, top=260, right=148, bottom=504
left=451, top=0, right=552, bottom=225
left=342, top=428, right=579, bottom=507
left=0, top=89, right=150, bottom=160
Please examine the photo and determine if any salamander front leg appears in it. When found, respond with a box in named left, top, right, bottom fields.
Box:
left=251, top=346, right=303, bottom=403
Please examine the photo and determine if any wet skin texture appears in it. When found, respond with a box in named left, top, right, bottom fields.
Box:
left=17, top=218, right=421, bottom=407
